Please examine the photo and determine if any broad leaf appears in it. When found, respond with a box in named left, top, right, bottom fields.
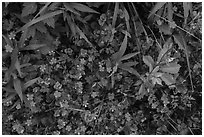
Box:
left=71, top=3, right=99, bottom=14
left=112, top=31, right=128, bottom=63
left=143, top=55, right=154, bottom=72
left=160, top=62, right=181, bottom=74
left=13, top=78, right=23, bottom=102
left=148, top=2, right=166, bottom=18
left=120, top=52, right=140, bottom=61
left=160, top=73, right=176, bottom=86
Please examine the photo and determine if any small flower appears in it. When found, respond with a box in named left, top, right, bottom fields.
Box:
left=80, top=58, right=86, bottom=65
left=54, top=81, right=62, bottom=90
left=91, top=92, right=98, bottom=98
left=30, top=101, right=36, bottom=107
left=8, top=32, right=16, bottom=40
left=59, top=100, right=69, bottom=108
left=50, top=58, right=57, bottom=65
left=80, top=49, right=87, bottom=57
left=40, top=65, right=46, bottom=72
left=77, top=64, right=84, bottom=71
left=25, top=119, right=32, bottom=126
left=169, top=21, right=177, bottom=29
left=65, top=48, right=73, bottom=55
left=54, top=110, right=61, bottom=117
left=4, top=100, right=12, bottom=106
left=54, top=91, right=62, bottom=98
left=53, top=38, right=61, bottom=47
left=48, top=51, right=55, bottom=56
left=57, top=119, right=66, bottom=129
left=8, top=115, right=13, bottom=121
left=27, top=94, right=34, bottom=101
left=66, top=125, right=72, bottom=131
left=5, top=44, right=13, bottom=53
left=106, top=67, right=112, bottom=73
left=12, top=123, right=25, bottom=134
left=88, top=55, right=94, bottom=62
left=16, top=104, right=21, bottom=109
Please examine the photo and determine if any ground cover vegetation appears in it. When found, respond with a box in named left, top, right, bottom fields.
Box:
left=2, top=2, right=202, bottom=135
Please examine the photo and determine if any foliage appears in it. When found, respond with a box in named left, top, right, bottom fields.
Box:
left=2, top=2, right=202, bottom=135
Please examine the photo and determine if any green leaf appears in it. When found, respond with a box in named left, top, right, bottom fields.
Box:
left=183, top=2, right=192, bottom=25
left=124, top=7, right=130, bottom=32
left=75, top=25, right=92, bottom=46
left=160, top=73, right=176, bottom=86
left=17, top=10, right=63, bottom=33
left=71, top=3, right=99, bottom=14
left=158, top=24, right=172, bottom=35
left=173, top=34, right=184, bottom=50
left=160, top=62, right=181, bottom=74
left=119, top=65, right=140, bottom=78
left=112, top=2, right=119, bottom=28
left=24, top=77, right=40, bottom=90
left=120, top=61, right=138, bottom=67
left=157, top=38, right=172, bottom=63
left=43, top=17, right=55, bottom=28
left=143, top=55, right=154, bottom=72
left=120, top=52, right=140, bottom=61
left=63, top=3, right=81, bottom=16
left=148, top=2, right=166, bottom=18
left=167, top=2, right=173, bottom=22
left=15, top=58, right=23, bottom=78
left=112, top=31, right=128, bottom=63
left=2, top=34, right=12, bottom=46
left=2, top=93, right=16, bottom=104
left=13, top=78, right=23, bottom=102
left=21, top=2, right=37, bottom=17
left=22, top=44, right=47, bottom=50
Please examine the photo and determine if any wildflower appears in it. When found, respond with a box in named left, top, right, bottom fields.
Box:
left=54, top=81, right=62, bottom=90
left=53, top=38, right=61, bottom=47
left=75, top=81, right=83, bottom=93
left=16, top=104, right=21, bottom=109
left=91, top=92, right=98, bottom=98
left=59, top=100, right=69, bottom=108
left=27, top=94, right=34, bottom=101
left=54, top=91, right=62, bottom=98
left=66, top=125, right=72, bottom=131
left=50, top=58, right=57, bottom=65
left=40, top=65, right=46, bottom=72
left=25, top=119, right=32, bottom=126
left=65, top=48, right=73, bottom=55
left=80, top=58, right=86, bottom=65
left=106, top=67, right=112, bottom=73
left=8, top=31, right=16, bottom=40
left=8, top=115, right=13, bottom=121
left=125, top=112, right=131, bottom=122
left=88, top=55, right=94, bottom=62
left=77, top=64, right=84, bottom=71
left=5, top=44, right=13, bottom=53
left=80, top=49, right=87, bottom=57
left=54, top=110, right=61, bottom=117
left=48, top=51, right=55, bottom=56
left=57, top=119, right=66, bottom=129
left=61, top=109, right=68, bottom=116
left=98, top=14, right=106, bottom=26
left=169, top=21, right=176, bottom=29
left=30, top=101, right=36, bottom=107
left=4, top=100, right=12, bottom=106
left=12, top=123, right=25, bottom=134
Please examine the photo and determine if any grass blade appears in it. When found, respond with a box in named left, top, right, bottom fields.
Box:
left=13, top=78, right=23, bottom=102
left=112, top=2, right=119, bottom=28
left=120, top=52, right=140, bottom=61
left=71, top=3, right=99, bottom=14
left=148, top=2, right=166, bottom=18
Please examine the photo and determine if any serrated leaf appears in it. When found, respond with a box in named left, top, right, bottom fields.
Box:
left=112, top=31, right=128, bottom=63
left=21, top=2, right=37, bottom=17
left=148, top=2, right=166, bottom=18
left=143, top=55, right=154, bottom=72
left=120, top=52, right=140, bottom=61
left=22, top=44, right=47, bottom=50
left=160, top=73, right=175, bottom=86
left=173, top=34, right=184, bottom=50
left=13, top=78, right=23, bottom=102
left=71, top=3, right=99, bottom=14
left=43, top=17, right=55, bottom=28
left=75, top=25, right=92, bottom=46
left=160, top=62, right=181, bottom=74
left=24, top=77, right=40, bottom=89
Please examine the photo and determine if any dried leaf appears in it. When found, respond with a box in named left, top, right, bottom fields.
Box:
left=148, top=2, right=166, bottom=18
left=13, top=78, right=23, bottom=102
left=160, top=62, right=181, bottom=74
